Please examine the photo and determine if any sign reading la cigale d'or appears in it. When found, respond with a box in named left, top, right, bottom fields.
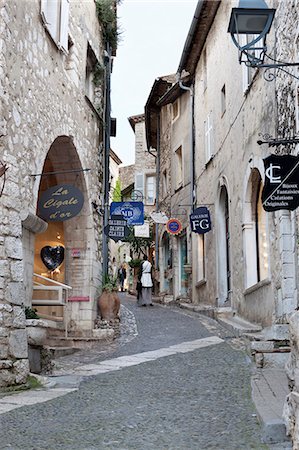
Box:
left=38, top=184, right=84, bottom=221
left=262, top=154, right=299, bottom=212
left=190, top=207, right=212, bottom=234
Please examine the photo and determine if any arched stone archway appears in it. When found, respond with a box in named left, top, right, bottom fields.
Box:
left=216, top=183, right=231, bottom=306
left=31, top=136, right=97, bottom=334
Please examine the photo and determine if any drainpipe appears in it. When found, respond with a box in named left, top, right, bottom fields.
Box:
left=178, top=78, right=195, bottom=303
left=178, top=78, right=195, bottom=212
left=102, top=45, right=112, bottom=278
left=155, top=112, right=161, bottom=272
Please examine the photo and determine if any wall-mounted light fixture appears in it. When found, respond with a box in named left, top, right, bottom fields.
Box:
left=228, top=0, right=299, bottom=81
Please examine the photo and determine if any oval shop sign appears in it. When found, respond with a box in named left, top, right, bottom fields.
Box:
left=38, top=184, right=84, bottom=222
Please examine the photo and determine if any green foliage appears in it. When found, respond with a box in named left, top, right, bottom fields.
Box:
left=102, top=273, right=118, bottom=292
left=112, top=178, right=122, bottom=202
left=128, top=258, right=142, bottom=268
left=95, top=0, right=121, bottom=50
left=25, top=306, right=39, bottom=319
left=124, top=221, right=154, bottom=258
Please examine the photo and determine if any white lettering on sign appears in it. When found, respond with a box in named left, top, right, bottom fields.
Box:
left=265, top=163, right=281, bottom=184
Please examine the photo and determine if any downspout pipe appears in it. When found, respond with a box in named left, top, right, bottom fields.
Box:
left=102, top=45, right=112, bottom=278
left=178, top=78, right=195, bottom=212
left=155, top=112, right=161, bottom=273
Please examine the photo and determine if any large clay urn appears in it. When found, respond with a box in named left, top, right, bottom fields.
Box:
left=97, top=289, right=120, bottom=323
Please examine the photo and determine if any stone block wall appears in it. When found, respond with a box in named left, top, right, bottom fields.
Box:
left=0, top=0, right=106, bottom=385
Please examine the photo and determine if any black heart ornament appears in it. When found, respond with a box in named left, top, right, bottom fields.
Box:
left=40, top=246, right=65, bottom=271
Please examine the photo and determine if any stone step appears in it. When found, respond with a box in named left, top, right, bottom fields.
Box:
left=217, top=314, right=262, bottom=337
left=252, top=368, right=291, bottom=445
left=179, top=302, right=216, bottom=319
left=45, top=346, right=79, bottom=358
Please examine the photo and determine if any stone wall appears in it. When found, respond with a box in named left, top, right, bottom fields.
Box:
left=0, top=0, right=106, bottom=386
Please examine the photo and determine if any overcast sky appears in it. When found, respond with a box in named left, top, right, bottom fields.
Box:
left=110, top=0, right=198, bottom=166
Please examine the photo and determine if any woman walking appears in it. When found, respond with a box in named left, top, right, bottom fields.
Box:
left=139, top=255, right=153, bottom=307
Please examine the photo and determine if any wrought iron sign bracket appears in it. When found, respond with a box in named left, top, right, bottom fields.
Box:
left=257, top=133, right=299, bottom=148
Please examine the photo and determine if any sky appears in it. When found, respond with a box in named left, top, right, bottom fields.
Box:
left=110, top=0, right=198, bottom=167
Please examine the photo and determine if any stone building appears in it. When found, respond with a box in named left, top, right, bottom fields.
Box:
left=0, top=0, right=116, bottom=386
left=145, top=74, right=193, bottom=300
left=146, top=0, right=299, bottom=444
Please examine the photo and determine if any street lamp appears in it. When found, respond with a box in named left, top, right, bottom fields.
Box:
left=228, top=0, right=299, bottom=80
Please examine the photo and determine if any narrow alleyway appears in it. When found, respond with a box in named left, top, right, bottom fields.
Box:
left=0, top=295, right=274, bottom=449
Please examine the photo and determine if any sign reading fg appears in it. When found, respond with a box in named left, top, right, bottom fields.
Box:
left=190, top=207, right=211, bottom=234
left=38, top=184, right=84, bottom=222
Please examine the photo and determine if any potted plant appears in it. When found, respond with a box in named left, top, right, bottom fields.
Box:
left=97, top=275, right=120, bottom=323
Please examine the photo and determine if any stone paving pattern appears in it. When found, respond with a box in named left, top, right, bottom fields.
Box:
left=0, top=295, right=269, bottom=449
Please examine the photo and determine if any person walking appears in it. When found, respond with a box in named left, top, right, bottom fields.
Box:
left=118, top=263, right=127, bottom=292
left=138, top=255, right=153, bottom=306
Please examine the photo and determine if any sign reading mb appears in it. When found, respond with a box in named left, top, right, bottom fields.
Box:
left=262, top=154, right=299, bottom=211
left=190, top=207, right=211, bottom=234
left=110, top=202, right=144, bottom=225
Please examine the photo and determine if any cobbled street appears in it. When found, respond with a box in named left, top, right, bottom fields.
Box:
left=0, top=294, right=270, bottom=450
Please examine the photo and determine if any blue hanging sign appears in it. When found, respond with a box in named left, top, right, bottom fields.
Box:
left=190, top=207, right=212, bottom=234
left=110, top=202, right=144, bottom=225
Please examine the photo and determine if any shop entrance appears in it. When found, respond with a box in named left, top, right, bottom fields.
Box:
left=32, top=136, right=92, bottom=330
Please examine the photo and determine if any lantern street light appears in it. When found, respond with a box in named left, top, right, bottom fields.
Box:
left=228, top=0, right=299, bottom=80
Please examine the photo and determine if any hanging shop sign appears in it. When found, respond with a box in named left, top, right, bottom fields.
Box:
left=104, top=215, right=130, bottom=242
left=110, top=201, right=144, bottom=225
left=190, top=207, right=212, bottom=234
left=150, top=211, right=169, bottom=224
left=134, top=221, right=150, bottom=238
left=166, top=218, right=182, bottom=235
left=38, top=184, right=84, bottom=221
left=262, top=154, right=299, bottom=212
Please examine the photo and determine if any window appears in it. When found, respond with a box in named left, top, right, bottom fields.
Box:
left=204, top=112, right=214, bottom=163
left=240, top=34, right=260, bottom=92
left=85, top=43, right=97, bottom=103
left=172, top=99, right=180, bottom=122
left=221, top=85, right=226, bottom=116
left=135, top=173, right=144, bottom=200
left=243, top=169, right=269, bottom=288
left=145, top=175, right=156, bottom=205
left=41, top=0, right=69, bottom=53
left=197, top=234, right=205, bottom=283
left=256, top=181, right=268, bottom=281
left=175, top=146, right=183, bottom=189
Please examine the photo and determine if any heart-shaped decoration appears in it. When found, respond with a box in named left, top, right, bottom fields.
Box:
left=40, top=246, right=65, bottom=271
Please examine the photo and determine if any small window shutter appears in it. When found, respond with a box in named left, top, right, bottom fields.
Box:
left=42, top=0, right=59, bottom=42
left=59, top=0, right=69, bottom=53
left=135, top=174, right=144, bottom=200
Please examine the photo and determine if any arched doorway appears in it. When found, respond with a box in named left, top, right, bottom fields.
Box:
left=217, top=184, right=231, bottom=306
left=32, top=136, right=95, bottom=333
